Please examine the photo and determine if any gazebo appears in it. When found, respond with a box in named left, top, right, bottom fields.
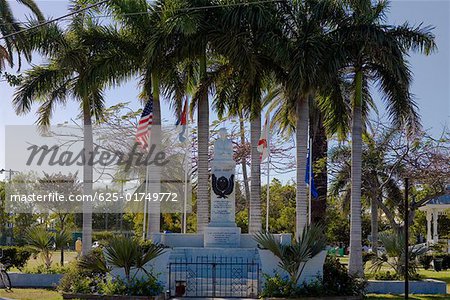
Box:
left=419, top=185, right=450, bottom=244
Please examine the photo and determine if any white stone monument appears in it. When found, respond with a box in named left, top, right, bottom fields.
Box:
left=204, top=128, right=241, bottom=247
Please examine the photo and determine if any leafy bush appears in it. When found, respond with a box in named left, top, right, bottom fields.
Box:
left=375, top=271, right=421, bottom=281
left=322, top=256, right=366, bottom=296
left=92, top=231, right=115, bottom=244
left=23, top=263, right=68, bottom=274
left=363, top=252, right=376, bottom=266
left=419, top=254, right=433, bottom=270
left=433, top=253, right=450, bottom=270
left=374, top=271, right=400, bottom=280
left=261, top=273, right=292, bottom=297
left=370, top=233, right=427, bottom=279
left=59, top=237, right=164, bottom=296
left=0, top=246, right=33, bottom=271
left=261, top=256, right=366, bottom=297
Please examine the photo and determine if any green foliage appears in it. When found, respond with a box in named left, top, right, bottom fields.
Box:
left=24, top=226, right=53, bottom=269
left=431, top=253, right=450, bottom=270
left=23, top=263, right=67, bottom=274
left=419, top=254, right=434, bottom=270
left=78, top=247, right=110, bottom=275
left=369, top=232, right=428, bottom=278
left=322, top=256, right=366, bottom=296
left=0, top=246, right=33, bottom=271
left=261, top=256, right=366, bottom=297
left=255, top=224, right=327, bottom=285
left=92, top=231, right=115, bottom=244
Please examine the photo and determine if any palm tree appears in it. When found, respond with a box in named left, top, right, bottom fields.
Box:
left=0, top=0, right=44, bottom=70
left=84, top=0, right=198, bottom=235
left=207, top=2, right=282, bottom=233
left=263, top=0, right=346, bottom=236
left=13, top=16, right=110, bottom=254
left=55, top=229, right=72, bottom=266
left=25, top=226, right=53, bottom=270
left=329, top=128, right=405, bottom=254
left=337, top=0, right=436, bottom=276
left=254, top=224, right=326, bottom=286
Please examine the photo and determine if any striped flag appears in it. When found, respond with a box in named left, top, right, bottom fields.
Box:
left=257, top=114, right=269, bottom=161
left=135, top=97, right=153, bottom=150
left=176, top=98, right=188, bottom=142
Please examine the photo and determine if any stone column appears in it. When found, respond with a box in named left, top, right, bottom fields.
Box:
left=426, top=210, right=432, bottom=244
left=432, top=210, right=439, bottom=243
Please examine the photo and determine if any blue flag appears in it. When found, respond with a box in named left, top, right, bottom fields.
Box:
left=305, top=148, right=319, bottom=198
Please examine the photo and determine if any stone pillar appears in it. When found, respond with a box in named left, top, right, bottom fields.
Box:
left=204, top=128, right=241, bottom=248
left=426, top=210, right=432, bottom=244
left=432, top=210, right=439, bottom=243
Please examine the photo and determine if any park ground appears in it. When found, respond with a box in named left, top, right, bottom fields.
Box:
left=0, top=252, right=448, bottom=300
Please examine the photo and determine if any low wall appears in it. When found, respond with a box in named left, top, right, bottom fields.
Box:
left=148, top=232, right=292, bottom=248
left=367, top=279, right=447, bottom=294
left=9, top=273, right=63, bottom=288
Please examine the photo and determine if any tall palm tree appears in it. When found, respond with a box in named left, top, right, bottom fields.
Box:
left=265, top=0, right=346, bottom=236
left=0, top=0, right=44, bottom=70
left=208, top=2, right=281, bottom=233
left=87, top=0, right=197, bottom=235
left=337, top=0, right=436, bottom=276
left=329, top=127, right=405, bottom=254
left=13, top=16, right=109, bottom=254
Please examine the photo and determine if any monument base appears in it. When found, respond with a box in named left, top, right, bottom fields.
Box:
left=204, top=226, right=241, bottom=248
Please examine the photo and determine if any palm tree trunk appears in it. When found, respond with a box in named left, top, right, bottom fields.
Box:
left=81, top=97, right=93, bottom=255
left=349, top=70, right=364, bottom=276
left=197, top=53, right=209, bottom=232
left=147, top=72, right=161, bottom=235
left=296, top=96, right=309, bottom=237
left=238, top=114, right=251, bottom=205
left=310, top=113, right=327, bottom=224
left=370, top=196, right=378, bottom=254
left=249, top=113, right=262, bottom=233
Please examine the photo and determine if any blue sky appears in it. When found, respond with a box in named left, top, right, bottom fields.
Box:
left=1, top=0, right=449, bottom=181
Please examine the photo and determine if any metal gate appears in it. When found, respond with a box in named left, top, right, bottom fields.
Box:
left=168, top=256, right=260, bottom=298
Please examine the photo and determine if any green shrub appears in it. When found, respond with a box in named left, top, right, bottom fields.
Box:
left=419, top=254, right=433, bottom=270
left=363, top=252, right=376, bottom=266
left=322, top=256, right=366, bottom=296
left=0, top=246, right=33, bottom=271
left=261, top=273, right=292, bottom=297
left=433, top=253, right=450, bottom=270
left=23, top=263, right=67, bottom=274
left=98, top=275, right=127, bottom=296
left=92, top=231, right=115, bottom=244
left=261, top=256, right=366, bottom=297
left=374, top=271, right=400, bottom=280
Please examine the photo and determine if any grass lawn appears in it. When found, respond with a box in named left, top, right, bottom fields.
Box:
left=366, top=295, right=450, bottom=299
left=0, top=288, right=61, bottom=300
left=10, top=251, right=78, bottom=273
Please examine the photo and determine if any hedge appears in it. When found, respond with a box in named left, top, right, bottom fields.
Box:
left=0, top=246, right=33, bottom=271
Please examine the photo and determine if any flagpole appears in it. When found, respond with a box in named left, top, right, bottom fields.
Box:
left=265, top=126, right=270, bottom=232
left=143, top=157, right=149, bottom=240
left=182, top=101, right=189, bottom=234
left=308, top=137, right=312, bottom=225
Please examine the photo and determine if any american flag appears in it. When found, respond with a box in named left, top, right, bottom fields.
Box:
left=135, top=97, right=153, bottom=150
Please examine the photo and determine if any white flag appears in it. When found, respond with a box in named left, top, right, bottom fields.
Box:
left=257, top=114, right=269, bottom=162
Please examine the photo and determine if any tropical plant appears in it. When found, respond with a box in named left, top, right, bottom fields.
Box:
left=13, top=12, right=115, bottom=253
left=24, top=226, right=53, bottom=269
left=263, top=0, right=347, bottom=237
left=103, top=236, right=165, bottom=283
left=254, top=224, right=326, bottom=287
left=369, top=232, right=427, bottom=279
left=54, top=229, right=72, bottom=266
left=335, top=0, right=436, bottom=276
left=0, top=0, right=44, bottom=70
